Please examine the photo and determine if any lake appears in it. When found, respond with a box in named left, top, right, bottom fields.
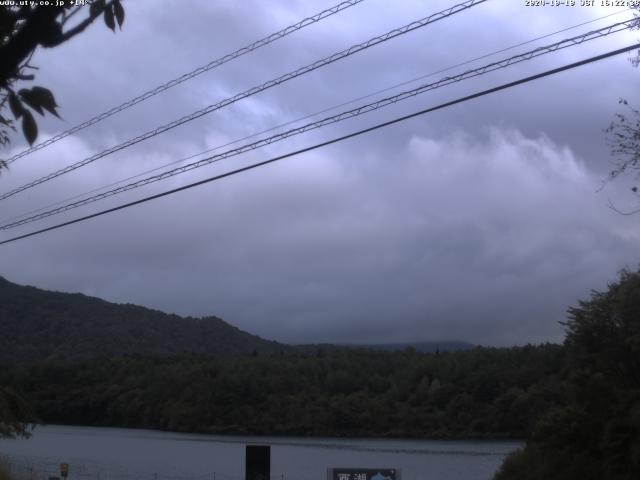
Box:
left=0, top=425, right=521, bottom=480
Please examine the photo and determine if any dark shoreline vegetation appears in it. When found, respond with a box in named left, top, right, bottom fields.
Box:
left=0, top=344, right=565, bottom=439
left=1, top=269, right=639, bottom=479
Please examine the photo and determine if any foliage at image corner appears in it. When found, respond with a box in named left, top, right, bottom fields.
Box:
left=603, top=6, right=640, bottom=213
left=0, top=0, right=125, bottom=165
left=494, top=268, right=640, bottom=480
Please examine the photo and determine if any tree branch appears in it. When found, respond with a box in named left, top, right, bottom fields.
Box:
left=0, top=2, right=114, bottom=85
left=59, top=4, right=84, bottom=27
left=0, top=6, right=63, bottom=86
left=51, top=1, right=116, bottom=46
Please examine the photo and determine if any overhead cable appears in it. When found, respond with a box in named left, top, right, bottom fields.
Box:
left=1, top=18, right=635, bottom=231
left=3, top=7, right=628, bottom=227
left=0, top=0, right=487, bottom=201
left=1, top=42, right=637, bottom=246
left=4, top=0, right=367, bottom=165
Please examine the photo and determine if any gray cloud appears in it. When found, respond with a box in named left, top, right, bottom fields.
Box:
left=1, top=0, right=639, bottom=346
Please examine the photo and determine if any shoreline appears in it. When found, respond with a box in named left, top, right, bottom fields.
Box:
left=17, top=423, right=526, bottom=444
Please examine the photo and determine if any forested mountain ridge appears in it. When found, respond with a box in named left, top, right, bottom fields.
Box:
left=0, top=276, right=474, bottom=362
left=0, top=276, right=286, bottom=361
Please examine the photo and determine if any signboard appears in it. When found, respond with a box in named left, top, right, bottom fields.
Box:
left=329, top=469, right=399, bottom=480
left=60, top=464, right=69, bottom=479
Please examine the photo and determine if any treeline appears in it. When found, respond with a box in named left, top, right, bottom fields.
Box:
left=0, top=344, right=567, bottom=439
left=495, top=269, right=640, bottom=480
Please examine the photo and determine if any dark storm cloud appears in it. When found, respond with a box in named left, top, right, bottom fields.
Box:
left=1, top=0, right=639, bottom=346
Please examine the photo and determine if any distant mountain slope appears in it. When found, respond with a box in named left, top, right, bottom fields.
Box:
left=0, top=276, right=285, bottom=362
left=348, top=341, right=476, bottom=353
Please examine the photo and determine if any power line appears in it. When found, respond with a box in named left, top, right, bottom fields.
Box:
left=3, top=8, right=628, bottom=227
left=1, top=42, right=637, bottom=247
left=1, top=18, right=635, bottom=231
left=3, top=17, right=633, bottom=229
left=4, top=0, right=367, bottom=165
left=0, top=0, right=487, bottom=202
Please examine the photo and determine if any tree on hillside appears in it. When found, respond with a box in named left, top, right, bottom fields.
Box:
left=565, top=269, right=640, bottom=389
left=495, top=269, right=640, bottom=480
left=0, top=0, right=125, bottom=166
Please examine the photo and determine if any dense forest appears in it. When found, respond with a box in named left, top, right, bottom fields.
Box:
left=496, top=269, right=640, bottom=480
left=0, top=344, right=566, bottom=439
left=1, top=270, right=639, bottom=479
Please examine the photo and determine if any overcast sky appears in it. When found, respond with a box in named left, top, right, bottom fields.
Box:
left=1, top=0, right=639, bottom=346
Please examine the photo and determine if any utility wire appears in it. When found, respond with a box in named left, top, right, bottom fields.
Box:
left=5, top=8, right=631, bottom=229
left=1, top=7, right=633, bottom=230
left=0, top=0, right=487, bottom=202
left=1, top=18, right=635, bottom=231
left=2, top=7, right=628, bottom=227
left=1, top=42, right=637, bottom=247
left=4, top=0, right=367, bottom=165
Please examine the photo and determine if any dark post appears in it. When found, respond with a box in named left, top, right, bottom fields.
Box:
left=245, top=445, right=270, bottom=480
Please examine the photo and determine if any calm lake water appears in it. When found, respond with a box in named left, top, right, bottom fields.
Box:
left=0, top=425, right=521, bottom=480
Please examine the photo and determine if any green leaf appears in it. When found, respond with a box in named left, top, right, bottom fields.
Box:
left=114, top=0, right=124, bottom=29
left=22, top=110, right=38, bottom=145
left=104, top=5, right=116, bottom=32
left=90, top=0, right=106, bottom=17
left=19, top=89, right=44, bottom=116
left=29, top=86, right=60, bottom=118
left=8, top=93, right=24, bottom=119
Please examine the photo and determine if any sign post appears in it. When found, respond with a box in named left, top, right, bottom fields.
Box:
left=60, top=464, right=69, bottom=479
left=245, top=445, right=270, bottom=480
